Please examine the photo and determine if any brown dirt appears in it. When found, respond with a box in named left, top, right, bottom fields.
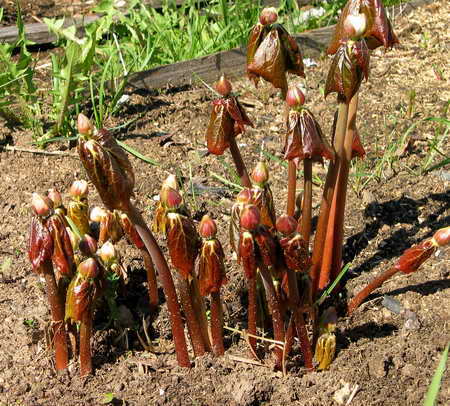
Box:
left=0, top=1, right=449, bottom=405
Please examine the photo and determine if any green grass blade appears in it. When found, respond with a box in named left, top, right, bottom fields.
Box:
left=423, top=343, right=449, bottom=406
left=424, top=157, right=450, bottom=173
left=210, top=171, right=243, bottom=192
left=315, top=263, right=352, bottom=306
left=65, top=215, right=82, bottom=239
left=116, top=139, right=159, bottom=166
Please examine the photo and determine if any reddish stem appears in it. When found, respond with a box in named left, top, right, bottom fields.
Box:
left=210, top=291, right=225, bottom=356
left=301, top=158, right=313, bottom=247
left=43, top=260, right=69, bottom=372
left=79, top=307, right=93, bottom=376
left=229, top=136, right=252, bottom=188
left=287, top=161, right=297, bottom=217
left=247, top=277, right=258, bottom=356
left=189, top=277, right=212, bottom=352
left=127, top=204, right=190, bottom=367
left=259, top=266, right=285, bottom=370
left=293, top=311, right=314, bottom=371
left=141, top=248, right=159, bottom=312
left=347, top=266, right=399, bottom=315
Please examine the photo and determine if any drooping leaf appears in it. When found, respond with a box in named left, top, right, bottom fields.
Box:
left=46, top=214, right=74, bottom=278
left=28, top=217, right=53, bottom=273
left=198, top=239, right=227, bottom=296
left=395, top=239, right=436, bottom=274
left=238, top=231, right=257, bottom=280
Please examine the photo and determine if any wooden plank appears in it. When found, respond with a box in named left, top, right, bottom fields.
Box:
left=127, top=0, right=435, bottom=91
left=0, top=0, right=279, bottom=45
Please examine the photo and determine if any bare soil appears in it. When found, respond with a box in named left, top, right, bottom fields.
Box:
left=0, top=1, right=449, bottom=405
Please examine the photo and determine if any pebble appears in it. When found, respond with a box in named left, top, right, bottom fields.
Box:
left=362, top=190, right=376, bottom=205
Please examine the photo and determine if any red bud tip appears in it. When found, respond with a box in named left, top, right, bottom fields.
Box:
left=199, top=215, right=217, bottom=239
left=240, top=205, right=261, bottom=231
left=343, top=13, right=367, bottom=40
left=251, top=161, right=269, bottom=185
left=79, top=234, right=98, bottom=257
left=236, top=188, right=254, bottom=204
left=259, top=7, right=278, bottom=25
left=432, top=226, right=450, bottom=247
left=47, top=188, right=63, bottom=208
left=77, top=113, right=94, bottom=136
left=31, top=193, right=52, bottom=217
left=276, top=214, right=298, bottom=236
left=98, top=241, right=117, bottom=265
left=215, top=75, right=232, bottom=97
left=286, top=86, right=306, bottom=108
left=78, top=257, right=99, bottom=279
left=69, top=180, right=89, bottom=199
left=162, top=174, right=178, bottom=191
left=90, top=206, right=107, bottom=222
left=160, top=186, right=182, bottom=209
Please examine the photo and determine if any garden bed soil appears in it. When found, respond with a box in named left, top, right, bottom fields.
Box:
left=0, top=0, right=449, bottom=405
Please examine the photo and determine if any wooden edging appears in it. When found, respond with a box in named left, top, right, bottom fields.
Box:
left=126, top=0, right=435, bottom=90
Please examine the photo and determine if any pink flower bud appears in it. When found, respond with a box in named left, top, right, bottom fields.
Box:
left=162, top=174, right=178, bottom=191
left=343, top=14, right=367, bottom=40
left=78, top=257, right=99, bottom=279
left=90, top=206, right=107, bottom=223
left=199, top=215, right=217, bottom=239
left=251, top=161, right=269, bottom=185
left=77, top=113, right=94, bottom=136
left=259, top=7, right=278, bottom=26
left=69, top=180, right=89, bottom=199
left=240, top=205, right=261, bottom=231
left=276, top=214, right=298, bottom=236
left=79, top=234, right=98, bottom=256
left=433, top=226, right=450, bottom=247
left=236, top=188, right=254, bottom=204
left=286, top=86, right=305, bottom=108
left=215, top=75, right=233, bottom=97
left=47, top=188, right=63, bottom=208
left=98, top=241, right=117, bottom=266
left=31, top=192, right=52, bottom=217
left=160, top=186, right=182, bottom=209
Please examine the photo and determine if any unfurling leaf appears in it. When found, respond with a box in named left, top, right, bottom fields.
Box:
left=67, top=199, right=90, bottom=237
left=395, top=239, right=436, bottom=274
left=284, top=109, right=335, bottom=163
left=315, top=333, right=336, bottom=370
left=166, top=213, right=200, bottom=279
left=120, top=212, right=144, bottom=250
left=65, top=275, right=91, bottom=322
left=78, top=126, right=135, bottom=212
left=28, top=217, right=53, bottom=273
left=280, top=233, right=311, bottom=272
left=238, top=231, right=258, bottom=280
left=352, top=128, right=366, bottom=159
left=98, top=210, right=123, bottom=245
left=254, top=226, right=277, bottom=269
left=47, top=214, right=74, bottom=278
left=198, top=239, right=227, bottom=296
left=324, top=40, right=370, bottom=103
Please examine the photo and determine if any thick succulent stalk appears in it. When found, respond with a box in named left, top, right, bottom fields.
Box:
left=301, top=158, right=313, bottom=246
left=347, top=266, right=399, bottom=315
left=177, top=275, right=207, bottom=357
left=247, top=277, right=258, bottom=355
left=43, top=260, right=69, bottom=372
left=210, top=291, right=225, bottom=356
left=287, top=162, right=297, bottom=217
left=79, top=307, right=93, bottom=376
left=141, top=248, right=159, bottom=312
left=229, top=136, right=252, bottom=188
left=310, top=101, right=349, bottom=296
left=259, top=266, right=285, bottom=369
left=127, top=204, right=190, bottom=367
left=189, top=277, right=212, bottom=352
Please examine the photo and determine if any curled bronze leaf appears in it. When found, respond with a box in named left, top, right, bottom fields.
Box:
left=78, top=129, right=135, bottom=212
left=65, top=275, right=92, bottom=322
left=198, top=239, right=227, bottom=296
left=238, top=231, right=258, bottom=280
left=46, top=214, right=74, bottom=278
left=166, top=213, right=200, bottom=279
left=324, top=40, right=370, bottom=103
left=120, top=213, right=144, bottom=250
left=98, top=210, right=123, bottom=245
left=253, top=226, right=277, bottom=269
left=395, top=239, right=436, bottom=274
left=351, top=128, right=366, bottom=159
left=67, top=199, right=90, bottom=237
left=284, top=109, right=335, bottom=163
left=28, top=217, right=53, bottom=273
left=280, top=233, right=311, bottom=272
left=251, top=184, right=276, bottom=230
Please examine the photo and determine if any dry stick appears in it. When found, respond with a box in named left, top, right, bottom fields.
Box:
left=189, top=277, right=212, bottom=352
left=259, top=266, right=285, bottom=369
left=310, top=101, right=349, bottom=295
left=247, top=277, right=258, bottom=356
left=347, top=266, right=399, bottom=315
left=301, top=158, right=313, bottom=246
left=79, top=307, right=93, bottom=376
left=210, top=291, right=225, bottom=355
left=42, top=259, right=69, bottom=372
left=127, top=205, right=190, bottom=367
left=141, top=248, right=159, bottom=312
left=229, top=137, right=252, bottom=188
left=177, top=275, right=207, bottom=357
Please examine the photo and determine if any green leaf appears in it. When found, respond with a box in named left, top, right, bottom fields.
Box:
left=100, top=392, right=115, bottom=404
left=423, top=343, right=449, bottom=406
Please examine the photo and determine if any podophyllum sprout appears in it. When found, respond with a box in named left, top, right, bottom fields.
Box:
left=229, top=188, right=254, bottom=253
left=67, top=180, right=90, bottom=236
left=153, top=178, right=183, bottom=234
left=348, top=226, right=450, bottom=314
left=65, top=257, right=101, bottom=376
left=250, top=161, right=276, bottom=230
left=197, top=215, right=227, bottom=356
left=314, top=307, right=337, bottom=370
left=247, top=7, right=305, bottom=93
left=79, top=234, right=97, bottom=258
left=28, top=193, right=69, bottom=372
left=98, top=209, right=123, bottom=246
left=48, top=188, right=66, bottom=220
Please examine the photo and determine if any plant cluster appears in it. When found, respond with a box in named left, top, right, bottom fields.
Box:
left=27, top=0, right=449, bottom=376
